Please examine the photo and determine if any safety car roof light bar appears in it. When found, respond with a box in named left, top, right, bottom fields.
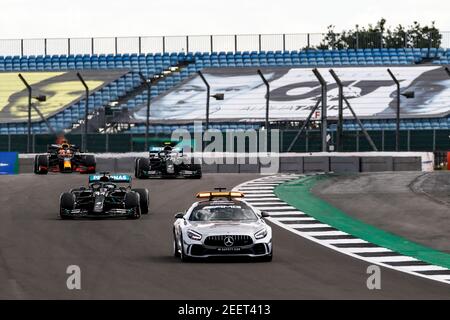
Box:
left=196, top=191, right=245, bottom=200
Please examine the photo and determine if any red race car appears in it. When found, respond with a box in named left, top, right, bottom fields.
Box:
left=34, top=141, right=96, bottom=174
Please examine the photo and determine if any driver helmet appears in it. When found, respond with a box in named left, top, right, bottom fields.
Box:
left=61, top=141, right=73, bottom=155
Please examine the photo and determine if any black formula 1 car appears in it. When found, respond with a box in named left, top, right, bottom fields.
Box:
left=34, top=142, right=96, bottom=174
left=134, top=142, right=202, bottom=179
left=59, top=172, right=149, bottom=219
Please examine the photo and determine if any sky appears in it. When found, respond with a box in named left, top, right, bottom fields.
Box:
left=0, top=0, right=449, bottom=39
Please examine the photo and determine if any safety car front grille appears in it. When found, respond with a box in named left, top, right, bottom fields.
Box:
left=204, top=235, right=253, bottom=247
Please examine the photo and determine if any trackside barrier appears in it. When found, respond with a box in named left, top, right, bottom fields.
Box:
left=330, top=157, right=360, bottom=173
left=360, top=157, right=394, bottom=172
left=17, top=152, right=431, bottom=174
left=393, top=157, right=422, bottom=171
left=1, top=130, right=449, bottom=154
left=279, top=157, right=303, bottom=173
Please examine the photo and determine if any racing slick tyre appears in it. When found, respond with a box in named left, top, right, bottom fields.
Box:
left=135, top=157, right=150, bottom=179
left=59, top=192, right=75, bottom=220
left=132, top=188, right=149, bottom=214
left=125, top=192, right=141, bottom=219
left=192, top=164, right=202, bottom=179
left=134, top=158, right=138, bottom=177
left=33, top=155, right=39, bottom=173
left=34, top=155, right=48, bottom=174
left=82, top=155, right=96, bottom=173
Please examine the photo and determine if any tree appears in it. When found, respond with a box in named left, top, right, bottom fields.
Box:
left=318, top=19, right=441, bottom=49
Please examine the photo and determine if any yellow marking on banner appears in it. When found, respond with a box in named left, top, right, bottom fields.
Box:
left=0, top=72, right=104, bottom=121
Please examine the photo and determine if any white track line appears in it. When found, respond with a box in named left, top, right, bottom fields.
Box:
left=339, top=247, right=393, bottom=254
left=238, top=186, right=275, bottom=190
left=266, top=211, right=308, bottom=216
left=244, top=198, right=282, bottom=202
left=244, top=194, right=276, bottom=197
left=254, top=206, right=297, bottom=210
left=301, top=230, right=350, bottom=236
left=397, top=265, right=449, bottom=272
left=426, top=275, right=450, bottom=281
left=276, top=217, right=317, bottom=222
left=239, top=191, right=275, bottom=194
left=289, top=223, right=332, bottom=229
left=247, top=202, right=287, bottom=205
left=325, top=239, right=368, bottom=244
left=367, top=256, right=418, bottom=263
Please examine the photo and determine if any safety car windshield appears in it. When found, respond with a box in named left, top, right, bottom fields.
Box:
left=189, top=201, right=258, bottom=222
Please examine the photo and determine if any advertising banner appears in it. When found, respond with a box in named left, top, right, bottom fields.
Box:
left=0, top=152, right=19, bottom=174
left=131, top=66, right=450, bottom=122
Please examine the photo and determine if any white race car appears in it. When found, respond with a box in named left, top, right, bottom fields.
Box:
left=173, top=190, right=272, bottom=262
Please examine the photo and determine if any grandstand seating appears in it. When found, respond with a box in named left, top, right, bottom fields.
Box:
left=0, top=53, right=186, bottom=134
left=126, top=118, right=450, bottom=133
left=338, top=117, right=450, bottom=131
left=191, top=48, right=425, bottom=67
left=1, top=47, right=449, bottom=135
left=126, top=122, right=262, bottom=134
left=432, top=48, right=450, bottom=64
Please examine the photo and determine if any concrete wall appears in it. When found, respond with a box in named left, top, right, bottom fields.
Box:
left=303, top=157, right=330, bottom=173
left=19, top=154, right=425, bottom=174
left=238, top=164, right=260, bottom=173
left=360, top=157, right=394, bottom=172
left=330, top=157, right=360, bottom=173
left=279, top=157, right=303, bottom=173
left=393, top=156, right=422, bottom=171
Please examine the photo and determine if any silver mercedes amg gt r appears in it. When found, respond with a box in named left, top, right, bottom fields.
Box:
left=173, top=191, right=272, bottom=262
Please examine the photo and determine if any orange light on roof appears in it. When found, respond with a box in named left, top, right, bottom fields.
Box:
left=196, top=191, right=244, bottom=198
left=197, top=192, right=212, bottom=198
left=229, top=192, right=244, bottom=197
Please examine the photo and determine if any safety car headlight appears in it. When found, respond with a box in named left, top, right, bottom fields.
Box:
left=187, top=229, right=202, bottom=241
left=254, top=228, right=268, bottom=239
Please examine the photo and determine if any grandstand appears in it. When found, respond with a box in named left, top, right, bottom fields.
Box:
left=0, top=53, right=188, bottom=134
left=0, top=33, right=449, bottom=152
left=0, top=70, right=126, bottom=124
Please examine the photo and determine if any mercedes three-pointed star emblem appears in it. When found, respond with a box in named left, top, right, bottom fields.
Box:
left=224, top=236, right=234, bottom=247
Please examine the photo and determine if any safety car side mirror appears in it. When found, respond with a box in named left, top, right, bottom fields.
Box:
left=174, top=212, right=185, bottom=219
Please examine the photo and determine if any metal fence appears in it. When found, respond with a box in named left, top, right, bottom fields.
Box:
left=1, top=31, right=449, bottom=57
left=1, top=129, right=448, bottom=154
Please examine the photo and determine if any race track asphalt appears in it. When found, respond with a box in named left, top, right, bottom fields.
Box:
left=1, top=173, right=450, bottom=299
